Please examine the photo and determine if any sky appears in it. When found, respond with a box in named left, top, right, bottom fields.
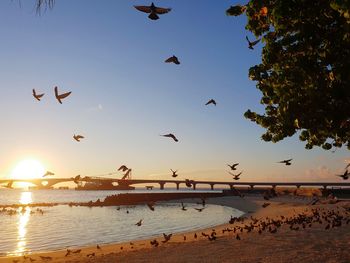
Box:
left=0, top=0, right=348, bottom=184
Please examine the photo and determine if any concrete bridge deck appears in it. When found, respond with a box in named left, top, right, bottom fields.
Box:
left=0, top=177, right=349, bottom=190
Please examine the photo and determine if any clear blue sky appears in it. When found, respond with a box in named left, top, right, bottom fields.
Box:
left=0, top=0, right=348, bottom=183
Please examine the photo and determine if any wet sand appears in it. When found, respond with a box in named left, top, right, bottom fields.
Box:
left=1, top=195, right=350, bottom=263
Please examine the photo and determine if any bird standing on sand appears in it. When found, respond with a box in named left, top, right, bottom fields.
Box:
left=194, top=207, right=205, bottom=212
left=160, top=133, right=178, bottom=142
left=245, top=36, right=260, bottom=50
left=228, top=163, right=239, bottom=170
left=162, top=233, right=172, bottom=243
left=277, top=159, right=292, bottom=165
left=134, top=2, right=171, bottom=20
left=147, top=202, right=155, bottom=211
left=32, top=89, right=44, bottom=101
left=205, top=99, right=216, bottom=106
left=43, top=171, right=54, bottom=177
left=165, top=55, right=180, bottom=65
left=181, top=202, right=187, bottom=211
left=73, top=134, right=84, bottom=142
left=135, top=219, right=143, bottom=226
left=262, top=202, right=270, bottom=208
left=54, top=86, right=71, bottom=104
left=171, top=169, right=178, bottom=178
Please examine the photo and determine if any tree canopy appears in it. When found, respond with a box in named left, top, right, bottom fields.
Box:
left=227, top=0, right=350, bottom=151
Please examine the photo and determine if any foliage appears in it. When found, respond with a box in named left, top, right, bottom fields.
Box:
left=227, top=0, right=350, bottom=150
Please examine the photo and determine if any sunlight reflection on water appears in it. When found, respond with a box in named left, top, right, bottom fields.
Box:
left=15, top=192, right=32, bottom=255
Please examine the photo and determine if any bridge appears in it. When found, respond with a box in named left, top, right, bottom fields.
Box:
left=0, top=177, right=349, bottom=190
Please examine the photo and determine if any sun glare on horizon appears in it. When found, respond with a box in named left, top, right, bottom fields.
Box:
left=11, top=159, right=45, bottom=180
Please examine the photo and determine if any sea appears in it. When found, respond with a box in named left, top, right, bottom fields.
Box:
left=0, top=189, right=244, bottom=256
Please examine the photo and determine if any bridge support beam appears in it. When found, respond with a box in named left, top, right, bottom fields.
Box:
left=176, top=183, right=180, bottom=190
left=230, top=185, right=234, bottom=190
left=296, top=185, right=301, bottom=189
left=192, top=183, right=196, bottom=190
left=159, top=183, right=165, bottom=190
left=210, top=184, right=214, bottom=190
left=250, top=185, right=254, bottom=189
left=323, top=185, right=327, bottom=190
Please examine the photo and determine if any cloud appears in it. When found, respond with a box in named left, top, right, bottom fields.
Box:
left=303, top=165, right=335, bottom=181
left=87, top=104, right=103, bottom=112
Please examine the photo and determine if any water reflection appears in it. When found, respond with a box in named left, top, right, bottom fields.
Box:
left=15, top=192, right=32, bottom=255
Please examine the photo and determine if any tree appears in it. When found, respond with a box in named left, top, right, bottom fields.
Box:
left=227, top=1, right=350, bottom=150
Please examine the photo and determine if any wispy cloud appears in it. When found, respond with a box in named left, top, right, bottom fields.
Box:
left=86, top=104, right=103, bottom=112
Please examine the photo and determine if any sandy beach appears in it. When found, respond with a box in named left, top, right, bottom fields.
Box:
left=2, top=194, right=350, bottom=263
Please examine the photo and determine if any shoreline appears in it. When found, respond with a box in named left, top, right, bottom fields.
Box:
left=1, top=195, right=349, bottom=263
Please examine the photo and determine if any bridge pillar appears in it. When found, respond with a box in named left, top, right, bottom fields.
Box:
left=272, top=185, right=276, bottom=189
left=210, top=184, right=214, bottom=190
left=250, top=185, right=254, bottom=189
left=323, top=185, right=327, bottom=190
left=159, top=183, right=165, bottom=190
left=176, top=183, right=180, bottom=190
left=230, top=184, right=234, bottom=190
left=296, top=185, right=301, bottom=189
left=192, top=183, right=196, bottom=190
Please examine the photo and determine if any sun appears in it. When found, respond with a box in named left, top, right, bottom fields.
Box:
left=11, top=159, right=46, bottom=180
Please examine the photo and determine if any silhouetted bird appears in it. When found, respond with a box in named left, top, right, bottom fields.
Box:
left=185, top=179, right=193, bottom=187
left=97, top=244, right=101, bottom=250
left=134, top=2, right=171, bottom=20
left=171, top=169, right=178, bottom=178
left=195, top=207, right=205, bottom=212
left=337, top=169, right=349, bottom=180
left=162, top=233, right=172, bottom=243
left=181, top=202, right=187, bottom=211
left=262, top=202, right=270, bottom=208
left=135, top=219, right=143, bottom=226
left=73, top=134, right=84, bottom=142
left=65, top=249, right=71, bottom=257
left=228, top=171, right=242, bottom=180
left=147, top=202, right=155, bottom=211
left=277, top=159, right=292, bottom=165
left=54, top=86, right=71, bottom=104
left=161, top=133, right=178, bottom=142
left=227, top=163, right=239, bottom=170
left=165, top=55, right=180, bottom=65
left=245, top=36, right=260, bottom=50
left=73, top=175, right=81, bottom=184
left=118, top=165, right=129, bottom=172
left=43, top=171, right=54, bottom=177
left=205, top=99, right=216, bottom=106
left=32, top=89, right=44, bottom=101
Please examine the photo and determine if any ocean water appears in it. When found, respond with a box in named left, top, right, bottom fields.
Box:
left=0, top=189, right=243, bottom=256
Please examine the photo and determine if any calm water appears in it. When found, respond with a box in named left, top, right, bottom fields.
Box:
left=0, top=190, right=244, bottom=256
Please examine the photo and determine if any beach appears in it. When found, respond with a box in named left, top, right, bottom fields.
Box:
left=2, top=195, right=350, bottom=263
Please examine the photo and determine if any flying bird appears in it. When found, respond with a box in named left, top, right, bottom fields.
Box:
left=162, top=233, right=172, bottom=243
left=73, top=134, right=84, bottom=142
left=171, top=169, right=178, bottom=178
left=135, top=219, right=143, bottom=226
left=73, top=175, right=81, bottom=184
left=337, top=169, right=349, bottom=180
left=227, top=163, right=239, bottom=170
left=228, top=171, right=243, bottom=180
left=205, top=99, right=216, bottom=106
left=160, top=133, right=178, bottom=142
left=118, top=165, right=129, bottom=172
left=165, top=55, right=180, bottom=65
left=43, top=171, right=54, bottom=177
left=245, top=36, right=260, bottom=50
left=54, top=86, right=71, bottom=104
left=277, top=159, right=292, bottom=165
left=32, top=89, right=44, bottom=101
left=134, top=2, right=171, bottom=20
